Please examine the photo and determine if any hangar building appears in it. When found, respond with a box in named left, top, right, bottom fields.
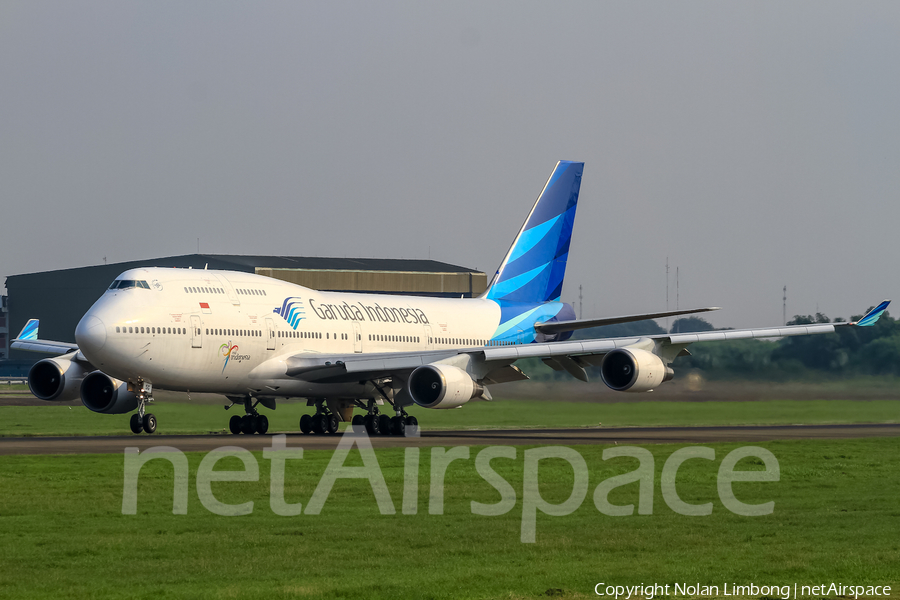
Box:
left=3, top=254, right=487, bottom=365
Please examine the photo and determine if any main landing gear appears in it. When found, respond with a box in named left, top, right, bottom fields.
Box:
left=226, top=396, right=269, bottom=435
left=299, top=400, right=339, bottom=435
left=129, top=382, right=156, bottom=434
left=348, top=400, right=417, bottom=437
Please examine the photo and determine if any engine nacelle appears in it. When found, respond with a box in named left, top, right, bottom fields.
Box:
left=408, top=364, right=483, bottom=409
left=80, top=371, right=139, bottom=414
left=28, top=356, right=90, bottom=402
left=600, top=348, right=673, bottom=392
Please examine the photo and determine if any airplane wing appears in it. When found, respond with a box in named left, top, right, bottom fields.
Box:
left=264, top=300, right=890, bottom=388
left=10, top=319, right=81, bottom=356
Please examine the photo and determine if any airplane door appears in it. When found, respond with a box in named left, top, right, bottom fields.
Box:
left=424, top=325, right=433, bottom=350
left=265, top=317, right=276, bottom=351
left=352, top=322, right=362, bottom=353
left=191, top=315, right=202, bottom=348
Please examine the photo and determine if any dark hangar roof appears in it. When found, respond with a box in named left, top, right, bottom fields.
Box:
left=196, top=254, right=479, bottom=273
left=8, top=254, right=480, bottom=282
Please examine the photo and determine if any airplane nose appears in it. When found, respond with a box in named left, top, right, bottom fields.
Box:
left=75, top=314, right=107, bottom=355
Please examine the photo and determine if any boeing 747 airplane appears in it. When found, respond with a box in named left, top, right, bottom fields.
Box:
left=12, top=161, right=890, bottom=435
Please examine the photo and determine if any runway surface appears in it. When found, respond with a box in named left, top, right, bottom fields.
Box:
left=1, top=423, right=898, bottom=455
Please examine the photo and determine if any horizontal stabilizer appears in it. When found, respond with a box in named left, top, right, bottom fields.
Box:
left=534, top=306, right=720, bottom=335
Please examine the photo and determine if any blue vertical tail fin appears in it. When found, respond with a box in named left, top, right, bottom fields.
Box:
left=16, top=319, right=39, bottom=341
left=483, top=161, right=584, bottom=303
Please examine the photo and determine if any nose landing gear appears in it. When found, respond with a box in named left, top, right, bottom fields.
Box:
left=129, top=382, right=156, bottom=434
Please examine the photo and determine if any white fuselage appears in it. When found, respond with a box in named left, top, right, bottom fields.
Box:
left=75, top=267, right=504, bottom=399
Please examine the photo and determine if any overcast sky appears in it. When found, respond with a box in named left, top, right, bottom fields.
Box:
left=2, top=2, right=898, bottom=328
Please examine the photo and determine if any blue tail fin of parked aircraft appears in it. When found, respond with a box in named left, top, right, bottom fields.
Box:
left=484, top=160, right=584, bottom=304
left=17, top=319, right=39, bottom=341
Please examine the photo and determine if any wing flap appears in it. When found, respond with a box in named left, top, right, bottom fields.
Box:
left=667, top=324, right=836, bottom=345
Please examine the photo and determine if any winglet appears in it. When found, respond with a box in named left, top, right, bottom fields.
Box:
left=16, top=319, right=39, bottom=341
left=855, top=300, right=890, bottom=327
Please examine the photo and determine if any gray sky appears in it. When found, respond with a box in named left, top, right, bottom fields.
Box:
left=2, top=1, right=898, bottom=328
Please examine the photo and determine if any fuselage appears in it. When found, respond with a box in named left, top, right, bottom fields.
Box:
left=73, top=267, right=569, bottom=399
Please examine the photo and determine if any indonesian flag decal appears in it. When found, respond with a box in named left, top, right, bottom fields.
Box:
left=200, top=302, right=212, bottom=314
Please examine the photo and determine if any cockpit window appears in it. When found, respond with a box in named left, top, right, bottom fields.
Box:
left=108, top=280, right=150, bottom=290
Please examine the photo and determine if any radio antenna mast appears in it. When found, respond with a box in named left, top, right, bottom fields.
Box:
left=783, top=285, right=787, bottom=326
left=578, top=285, right=583, bottom=320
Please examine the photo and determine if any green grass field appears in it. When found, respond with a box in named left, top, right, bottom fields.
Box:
left=0, top=437, right=898, bottom=599
left=1, top=397, right=898, bottom=437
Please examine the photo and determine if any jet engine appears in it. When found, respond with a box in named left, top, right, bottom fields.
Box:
left=600, top=348, right=673, bottom=392
left=28, top=356, right=90, bottom=402
left=80, top=371, right=139, bottom=414
left=408, top=364, right=484, bottom=409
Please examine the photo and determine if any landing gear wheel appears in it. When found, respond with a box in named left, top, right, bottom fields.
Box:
left=378, top=414, right=392, bottom=436
left=326, top=413, right=340, bottom=434
left=300, top=414, right=313, bottom=434
left=255, top=414, right=269, bottom=435
left=312, top=414, right=327, bottom=435
left=229, top=415, right=242, bottom=435
left=405, top=415, right=418, bottom=435
left=130, top=414, right=143, bottom=434
left=351, top=414, right=365, bottom=433
left=240, top=415, right=255, bottom=435
left=390, top=415, right=406, bottom=436
left=364, top=414, right=379, bottom=435
left=142, top=413, right=157, bottom=434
